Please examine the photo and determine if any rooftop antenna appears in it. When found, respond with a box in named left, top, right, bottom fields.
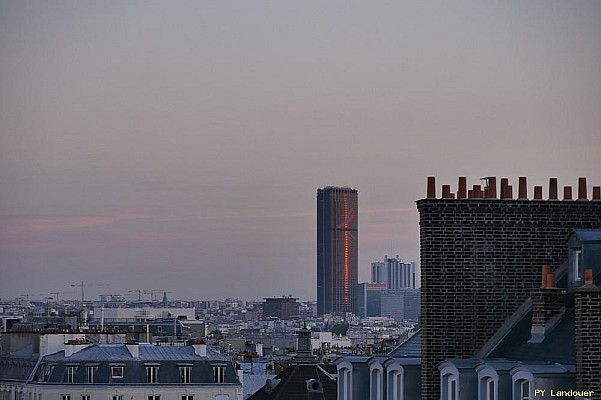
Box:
left=480, top=177, right=492, bottom=191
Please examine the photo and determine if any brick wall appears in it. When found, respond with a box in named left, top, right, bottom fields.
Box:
left=417, top=196, right=601, bottom=400
left=575, top=287, right=601, bottom=399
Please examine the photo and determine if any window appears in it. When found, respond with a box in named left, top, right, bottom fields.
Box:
left=514, top=379, right=531, bottom=400
left=111, top=366, right=124, bottom=379
left=65, top=366, right=77, bottom=383
left=61, top=396, right=71, bottom=400
left=571, top=249, right=583, bottom=283
left=147, top=396, right=160, bottom=400
left=370, top=367, right=383, bottom=400
left=386, top=369, right=402, bottom=400
left=212, top=365, right=226, bottom=383
left=486, top=378, right=495, bottom=400
left=179, top=366, right=192, bottom=383
left=81, top=396, right=90, bottom=400
left=146, top=366, right=159, bottom=383
left=449, top=379, right=457, bottom=400
left=181, top=396, right=194, bottom=400
left=85, top=366, right=97, bottom=383
left=112, top=396, right=124, bottom=400
left=337, top=366, right=352, bottom=400
left=41, top=364, right=54, bottom=382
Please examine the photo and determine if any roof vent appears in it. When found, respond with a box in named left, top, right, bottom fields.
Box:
left=265, top=378, right=281, bottom=394
left=306, top=379, right=323, bottom=393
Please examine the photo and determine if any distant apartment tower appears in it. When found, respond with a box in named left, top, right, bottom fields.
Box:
left=380, top=288, right=420, bottom=321
left=357, top=282, right=387, bottom=317
left=317, top=186, right=358, bottom=315
left=371, top=255, right=417, bottom=289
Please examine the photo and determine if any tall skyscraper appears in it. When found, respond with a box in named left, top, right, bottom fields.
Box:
left=317, top=186, right=358, bottom=315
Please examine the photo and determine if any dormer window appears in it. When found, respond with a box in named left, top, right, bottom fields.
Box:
left=146, top=365, right=159, bottom=383
left=179, top=365, right=192, bottom=383
left=336, top=360, right=353, bottom=400
left=480, top=377, right=496, bottom=400
left=442, top=374, right=458, bottom=400
left=64, top=365, right=77, bottom=383
left=212, top=365, right=226, bottom=383
left=111, top=366, right=124, bottom=379
left=386, top=367, right=403, bottom=400
left=511, top=368, right=534, bottom=400
left=85, top=365, right=98, bottom=383
left=571, top=248, right=583, bottom=283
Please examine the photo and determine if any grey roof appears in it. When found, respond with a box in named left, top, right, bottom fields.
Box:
left=44, top=343, right=227, bottom=362
left=389, top=357, right=420, bottom=366
left=476, top=360, right=520, bottom=372
left=243, top=373, right=277, bottom=399
left=487, top=308, right=575, bottom=365
left=0, top=357, right=37, bottom=382
left=387, top=330, right=421, bottom=358
left=568, top=229, right=601, bottom=244
left=511, top=363, right=575, bottom=374
left=440, top=359, right=482, bottom=370
left=247, top=363, right=337, bottom=400
left=36, top=344, right=239, bottom=385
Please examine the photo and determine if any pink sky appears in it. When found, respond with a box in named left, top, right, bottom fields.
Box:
left=1, top=1, right=600, bottom=301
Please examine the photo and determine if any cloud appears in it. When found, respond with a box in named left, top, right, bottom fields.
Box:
left=4, top=210, right=155, bottom=233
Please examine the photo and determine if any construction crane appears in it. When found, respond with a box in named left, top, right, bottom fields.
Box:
left=49, top=291, right=75, bottom=302
left=18, top=293, right=45, bottom=302
left=128, top=289, right=145, bottom=302
left=70, top=281, right=108, bottom=302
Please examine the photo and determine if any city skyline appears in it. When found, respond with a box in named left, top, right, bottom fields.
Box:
left=1, top=1, right=600, bottom=301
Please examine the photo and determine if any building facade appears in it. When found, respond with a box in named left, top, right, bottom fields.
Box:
left=262, top=297, right=300, bottom=320
left=371, top=256, right=417, bottom=290
left=380, top=289, right=420, bottom=322
left=417, top=176, right=601, bottom=400
left=317, top=187, right=358, bottom=315
left=0, top=333, right=242, bottom=400
left=357, top=283, right=387, bottom=318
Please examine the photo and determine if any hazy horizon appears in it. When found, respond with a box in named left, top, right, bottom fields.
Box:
left=1, top=1, right=600, bottom=302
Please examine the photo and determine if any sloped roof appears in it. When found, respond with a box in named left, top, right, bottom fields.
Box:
left=487, top=308, right=574, bottom=365
left=387, top=330, right=421, bottom=358
left=44, top=343, right=228, bottom=362
left=247, top=363, right=337, bottom=400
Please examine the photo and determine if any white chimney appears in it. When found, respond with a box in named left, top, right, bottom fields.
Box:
left=126, top=343, right=139, bottom=358
left=193, top=344, right=207, bottom=357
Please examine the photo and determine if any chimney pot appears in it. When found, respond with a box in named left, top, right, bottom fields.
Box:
left=442, top=184, right=452, bottom=199
left=585, top=269, right=594, bottom=286
left=500, top=178, right=509, bottom=199
left=542, top=265, right=551, bottom=288
left=518, top=177, right=528, bottom=199
left=534, top=186, right=543, bottom=200
left=578, top=177, right=588, bottom=200
left=549, top=178, right=558, bottom=200
left=546, top=273, right=556, bottom=288
left=593, top=186, right=601, bottom=200
left=486, top=177, right=497, bottom=199
left=457, top=177, right=467, bottom=199
left=563, top=186, right=573, bottom=200
left=427, top=177, right=436, bottom=199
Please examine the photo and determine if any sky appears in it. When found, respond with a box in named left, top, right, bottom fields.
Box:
left=1, top=1, right=600, bottom=302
